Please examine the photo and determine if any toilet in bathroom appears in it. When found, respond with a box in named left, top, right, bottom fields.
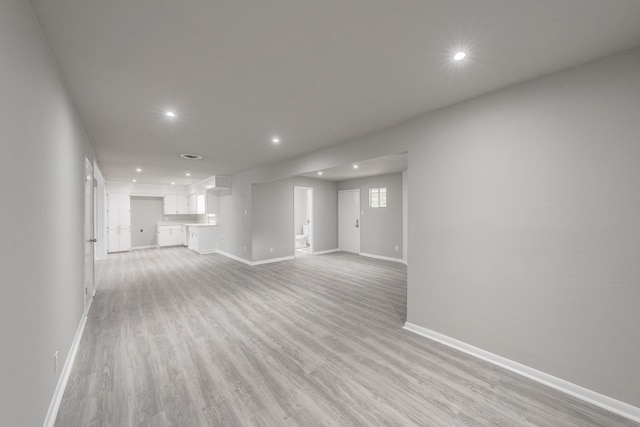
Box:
left=295, top=224, right=309, bottom=249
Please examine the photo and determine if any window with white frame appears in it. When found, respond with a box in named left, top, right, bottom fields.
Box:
left=369, top=187, right=387, bottom=208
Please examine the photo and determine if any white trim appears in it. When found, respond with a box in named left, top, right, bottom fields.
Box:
left=43, top=314, right=89, bottom=427
left=217, top=250, right=254, bottom=266
left=217, top=251, right=296, bottom=266
left=402, top=322, right=640, bottom=424
left=130, top=245, right=157, bottom=251
left=196, top=249, right=218, bottom=255
left=359, top=252, right=405, bottom=264
left=312, top=248, right=340, bottom=255
left=252, top=255, right=295, bottom=266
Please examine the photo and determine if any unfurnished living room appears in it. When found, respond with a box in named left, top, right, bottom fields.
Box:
left=2, top=1, right=640, bottom=426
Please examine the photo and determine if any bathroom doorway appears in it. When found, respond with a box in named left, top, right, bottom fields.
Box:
left=293, top=186, right=313, bottom=257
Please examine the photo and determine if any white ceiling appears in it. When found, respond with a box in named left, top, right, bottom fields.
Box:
left=30, top=0, right=640, bottom=185
left=301, top=154, right=407, bottom=182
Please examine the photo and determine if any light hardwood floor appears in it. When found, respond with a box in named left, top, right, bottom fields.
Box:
left=56, top=248, right=637, bottom=426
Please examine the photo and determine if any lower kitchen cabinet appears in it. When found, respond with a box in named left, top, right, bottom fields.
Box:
left=186, top=225, right=218, bottom=254
left=157, top=225, right=183, bottom=247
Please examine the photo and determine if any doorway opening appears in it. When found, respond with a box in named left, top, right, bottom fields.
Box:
left=293, top=186, right=313, bottom=257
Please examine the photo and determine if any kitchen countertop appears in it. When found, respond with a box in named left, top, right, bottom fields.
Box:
left=156, top=222, right=217, bottom=227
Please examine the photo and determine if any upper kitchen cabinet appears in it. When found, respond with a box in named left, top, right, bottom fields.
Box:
left=164, top=194, right=189, bottom=215
left=196, top=193, right=207, bottom=214
left=188, top=193, right=197, bottom=214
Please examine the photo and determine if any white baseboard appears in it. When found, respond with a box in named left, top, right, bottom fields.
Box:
left=197, top=249, right=218, bottom=255
left=131, top=245, right=157, bottom=250
left=402, top=322, right=640, bottom=424
left=217, top=250, right=254, bottom=265
left=359, top=252, right=405, bottom=264
left=252, top=255, right=295, bottom=265
left=43, top=313, right=89, bottom=427
left=312, top=248, right=339, bottom=255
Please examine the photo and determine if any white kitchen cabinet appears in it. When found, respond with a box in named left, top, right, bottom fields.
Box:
left=163, top=195, right=177, bottom=215
left=164, top=194, right=189, bottom=215
left=157, top=225, right=183, bottom=247
left=188, top=193, right=197, bottom=214
left=197, top=193, right=206, bottom=214
left=176, top=194, right=189, bottom=214
left=107, top=193, right=131, bottom=252
left=186, top=225, right=218, bottom=254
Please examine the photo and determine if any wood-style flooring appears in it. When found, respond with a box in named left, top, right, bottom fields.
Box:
left=56, top=248, right=637, bottom=426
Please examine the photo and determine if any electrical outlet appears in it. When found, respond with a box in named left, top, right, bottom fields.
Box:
left=395, top=245, right=399, bottom=251
left=54, top=351, right=59, bottom=375
left=269, top=247, right=273, bottom=253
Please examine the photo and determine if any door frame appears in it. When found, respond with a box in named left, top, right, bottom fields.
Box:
left=293, top=186, right=313, bottom=256
left=84, top=157, right=95, bottom=315
left=338, top=189, right=361, bottom=253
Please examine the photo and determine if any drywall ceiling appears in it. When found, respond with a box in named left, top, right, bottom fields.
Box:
left=301, top=154, right=407, bottom=182
left=30, top=0, right=640, bottom=185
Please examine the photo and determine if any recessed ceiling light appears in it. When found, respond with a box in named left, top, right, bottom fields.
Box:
left=272, top=137, right=280, bottom=144
left=180, top=153, right=202, bottom=160
left=318, top=171, right=323, bottom=176
left=453, top=51, right=466, bottom=61
left=185, top=172, right=191, bottom=176
left=132, top=179, right=137, bottom=183
left=136, top=168, right=142, bottom=172
left=353, top=164, right=359, bottom=169
left=171, top=182, right=175, bottom=185
left=165, top=111, right=176, bottom=118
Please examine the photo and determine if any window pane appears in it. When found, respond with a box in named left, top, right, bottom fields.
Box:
left=379, top=187, right=387, bottom=207
left=371, top=188, right=379, bottom=208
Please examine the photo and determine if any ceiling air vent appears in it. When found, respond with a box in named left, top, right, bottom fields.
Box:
left=180, top=153, right=202, bottom=160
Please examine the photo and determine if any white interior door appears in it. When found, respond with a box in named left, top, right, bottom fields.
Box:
left=84, top=158, right=95, bottom=314
left=339, top=189, right=360, bottom=253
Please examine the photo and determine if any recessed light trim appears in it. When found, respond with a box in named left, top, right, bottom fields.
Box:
left=318, top=171, right=323, bottom=176
left=353, top=164, right=359, bottom=169
left=272, top=137, right=280, bottom=144
left=180, top=153, right=202, bottom=160
left=165, top=111, right=176, bottom=118
left=136, top=168, right=142, bottom=172
left=453, top=51, right=467, bottom=61
left=185, top=172, right=191, bottom=176
left=132, top=179, right=137, bottom=183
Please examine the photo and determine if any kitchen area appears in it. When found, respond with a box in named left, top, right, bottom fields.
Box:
left=105, top=176, right=229, bottom=255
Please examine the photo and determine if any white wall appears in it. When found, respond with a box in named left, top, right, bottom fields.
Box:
left=252, top=177, right=338, bottom=261
left=406, top=48, right=640, bottom=408
left=221, top=48, right=640, bottom=408
left=0, top=1, right=97, bottom=424
left=217, top=174, right=254, bottom=260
